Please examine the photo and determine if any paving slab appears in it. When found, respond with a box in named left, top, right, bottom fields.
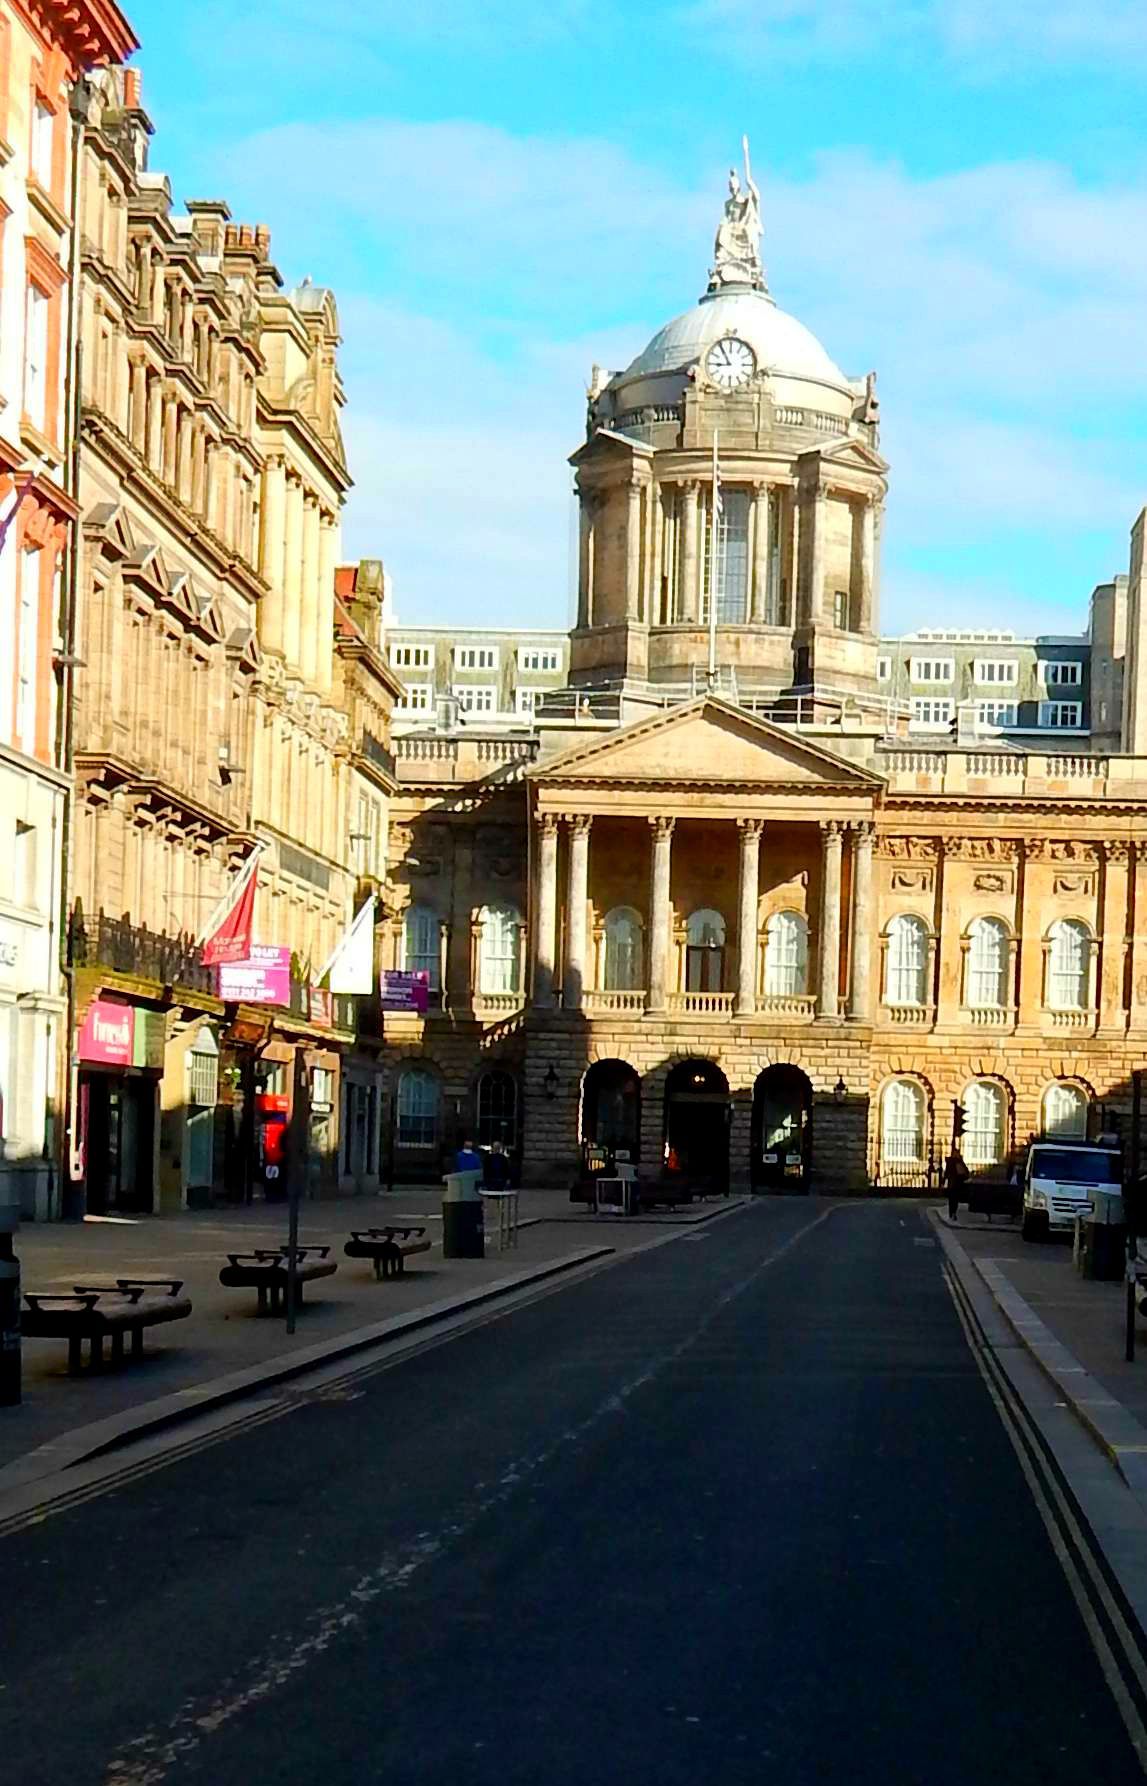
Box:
left=1, top=1189, right=732, bottom=1472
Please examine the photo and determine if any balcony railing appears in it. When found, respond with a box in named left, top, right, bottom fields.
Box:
left=666, top=991, right=737, bottom=1016
left=69, top=907, right=215, bottom=993
left=881, top=1001, right=935, bottom=1026
left=963, top=1006, right=1016, bottom=1027
left=584, top=989, right=646, bottom=1014
left=1045, top=1007, right=1096, bottom=1030
left=758, top=993, right=817, bottom=1020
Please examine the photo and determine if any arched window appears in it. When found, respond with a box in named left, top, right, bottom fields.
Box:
left=397, top=1068, right=440, bottom=1147
left=885, top=914, right=929, bottom=1006
left=966, top=916, right=1009, bottom=1009
left=686, top=908, right=726, bottom=993
left=603, top=907, right=642, bottom=991
left=403, top=904, right=440, bottom=991
left=1047, top=920, right=1091, bottom=1011
left=764, top=910, right=809, bottom=998
left=882, top=1079, right=926, bottom=1164
left=964, top=1080, right=1007, bottom=1168
left=477, top=904, right=522, bottom=995
left=1043, top=1081, right=1088, bottom=1139
left=477, top=1071, right=517, bottom=1147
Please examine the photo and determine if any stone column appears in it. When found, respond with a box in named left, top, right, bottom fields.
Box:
left=577, top=494, right=591, bottom=629
left=847, top=822, right=875, bottom=1022
left=162, top=392, right=178, bottom=488
left=261, top=455, right=287, bottom=651
left=808, top=484, right=827, bottom=625
left=146, top=376, right=163, bottom=474
left=563, top=816, right=592, bottom=1010
left=736, top=819, right=764, bottom=1016
left=176, top=409, right=193, bottom=505
left=648, top=484, right=663, bottom=626
left=750, top=484, right=770, bottom=624
left=859, top=498, right=877, bottom=634
left=818, top=819, right=843, bottom=1019
left=626, top=481, right=642, bottom=622
left=680, top=481, right=699, bottom=623
left=534, top=814, right=559, bottom=1008
left=1100, top=841, right=1130, bottom=1033
left=191, top=423, right=207, bottom=515
left=299, top=497, right=321, bottom=686
left=647, top=816, right=675, bottom=1012
left=283, top=476, right=304, bottom=672
left=316, top=515, right=337, bottom=695
left=129, top=359, right=147, bottom=453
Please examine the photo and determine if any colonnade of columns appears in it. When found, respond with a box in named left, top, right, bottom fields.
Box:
left=575, top=474, right=880, bottom=634
left=532, top=811, right=877, bottom=1021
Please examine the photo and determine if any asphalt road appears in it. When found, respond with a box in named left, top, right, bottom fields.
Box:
left=3, top=1200, right=1145, bottom=1785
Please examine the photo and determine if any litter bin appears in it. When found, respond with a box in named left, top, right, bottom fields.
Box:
left=1075, top=1188, right=1127, bottom=1282
left=442, top=1171, right=484, bottom=1259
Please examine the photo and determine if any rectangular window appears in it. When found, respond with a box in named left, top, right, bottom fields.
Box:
left=515, top=687, right=539, bottom=716
left=31, top=101, right=53, bottom=189
left=908, top=657, right=954, bottom=684
left=1042, top=661, right=1082, bottom=686
left=975, top=700, right=1018, bottom=729
left=390, top=643, right=433, bottom=669
left=973, top=659, right=1018, bottom=685
left=15, top=547, right=40, bottom=753
left=832, top=590, right=851, bottom=630
left=517, top=648, right=561, bottom=672
left=311, top=1066, right=333, bottom=1107
left=24, top=284, right=48, bottom=430
left=909, top=697, right=954, bottom=731
left=397, top=683, right=432, bottom=713
left=876, top=656, right=891, bottom=682
left=701, top=488, right=750, bottom=625
left=453, top=684, right=496, bottom=713
left=1039, top=701, right=1083, bottom=729
left=454, top=645, right=498, bottom=670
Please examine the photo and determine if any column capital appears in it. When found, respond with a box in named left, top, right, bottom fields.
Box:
left=737, top=817, right=765, bottom=840
left=568, top=813, right=593, bottom=837
left=648, top=815, right=676, bottom=839
left=820, top=818, right=844, bottom=842
left=850, top=819, right=875, bottom=844
left=681, top=478, right=700, bottom=497
left=537, top=812, right=560, bottom=838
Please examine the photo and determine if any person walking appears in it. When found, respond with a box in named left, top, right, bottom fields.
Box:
left=455, top=1137, right=483, bottom=1174
left=944, top=1148, right=969, bottom=1221
left=483, top=1139, right=511, bottom=1192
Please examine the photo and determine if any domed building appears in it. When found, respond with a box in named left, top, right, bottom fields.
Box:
left=568, top=176, right=886, bottom=710
left=378, top=154, right=1147, bottom=1201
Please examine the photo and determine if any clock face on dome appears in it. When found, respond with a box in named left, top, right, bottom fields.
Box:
left=705, top=335, right=756, bottom=390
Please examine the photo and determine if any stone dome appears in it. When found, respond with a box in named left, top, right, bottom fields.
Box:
left=624, top=288, right=848, bottom=392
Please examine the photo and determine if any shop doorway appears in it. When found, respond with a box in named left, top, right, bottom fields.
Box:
left=663, top=1059, right=729, bottom=1192
left=82, top=1072, right=156, bottom=1215
left=580, top=1059, right=641, bottom=1172
left=751, top=1065, right=813, bottom=1192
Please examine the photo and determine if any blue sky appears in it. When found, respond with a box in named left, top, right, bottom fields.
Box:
left=128, top=0, right=1147, bottom=636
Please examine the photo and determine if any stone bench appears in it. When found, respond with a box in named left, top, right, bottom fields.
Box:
left=22, top=1278, right=192, bottom=1374
left=344, top=1227, right=432, bottom=1280
left=218, top=1246, right=337, bottom=1315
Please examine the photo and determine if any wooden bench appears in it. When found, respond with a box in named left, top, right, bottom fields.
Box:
left=218, top=1246, right=337, bottom=1315
left=22, top=1278, right=192, bottom=1375
left=344, top=1226, right=431, bottom=1280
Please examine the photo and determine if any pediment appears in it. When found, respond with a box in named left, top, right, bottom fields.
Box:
left=123, top=542, right=171, bottom=600
left=84, top=502, right=137, bottom=559
left=569, top=428, right=653, bottom=470
left=807, top=436, right=889, bottom=475
left=532, top=697, right=884, bottom=790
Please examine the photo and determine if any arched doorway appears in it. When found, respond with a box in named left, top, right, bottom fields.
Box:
left=663, top=1059, right=730, bottom=1193
left=580, top=1059, right=641, bottom=1172
left=751, top=1065, right=813, bottom=1192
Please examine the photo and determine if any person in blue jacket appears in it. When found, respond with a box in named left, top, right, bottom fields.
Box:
left=455, top=1137, right=483, bottom=1173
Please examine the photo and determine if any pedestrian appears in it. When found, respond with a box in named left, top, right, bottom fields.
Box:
left=944, top=1148, right=969, bottom=1221
left=455, top=1136, right=483, bottom=1174
left=484, top=1139, right=511, bottom=1192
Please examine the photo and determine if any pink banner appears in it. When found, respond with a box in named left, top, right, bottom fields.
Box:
left=218, top=944, right=291, bottom=1006
left=79, top=999, right=135, bottom=1065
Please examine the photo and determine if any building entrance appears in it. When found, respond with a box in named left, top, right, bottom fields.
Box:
left=580, top=1058, right=641, bottom=1171
left=81, top=1071, right=156, bottom=1215
left=751, top=1065, right=813, bottom=1192
left=663, top=1059, right=729, bottom=1192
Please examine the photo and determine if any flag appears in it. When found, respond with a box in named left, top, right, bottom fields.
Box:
left=319, top=896, right=376, bottom=994
left=199, top=845, right=263, bottom=966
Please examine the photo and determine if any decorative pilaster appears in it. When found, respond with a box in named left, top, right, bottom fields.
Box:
left=1100, top=841, right=1131, bottom=1033
left=626, top=481, right=642, bottom=622
left=680, top=481, right=700, bottom=623
left=534, top=814, right=560, bottom=1008
left=818, top=819, right=843, bottom=1019
left=859, top=497, right=877, bottom=634
left=647, top=816, right=675, bottom=1012
left=847, top=822, right=875, bottom=1021
left=750, top=484, right=770, bottom=624
left=808, top=483, right=827, bottom=625
left=735, top=819, right=764, bottom=1015
left=563, top=816, right=592, bottom=1010
left=577, top=492, right=592, bottom=629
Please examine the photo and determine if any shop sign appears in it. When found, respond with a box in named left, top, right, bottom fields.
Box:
left=218, top=944, right=291, bottom=1005
left=79, top=999, right=134, bottom=1065
left=380, top=970, right=430, bottom=1014
left=133, top=1010, right=166, bottom=1071
left=308, top=987, right=332, bottom=1027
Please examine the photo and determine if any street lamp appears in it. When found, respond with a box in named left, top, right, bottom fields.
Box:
left=833, top=1076, right=847, bottom=1104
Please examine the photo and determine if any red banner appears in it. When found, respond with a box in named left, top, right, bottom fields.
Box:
left=202, top=866, right=257, bottom=966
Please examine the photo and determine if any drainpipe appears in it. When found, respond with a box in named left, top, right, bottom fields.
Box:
left=56, top=75, right=93, bottom=1220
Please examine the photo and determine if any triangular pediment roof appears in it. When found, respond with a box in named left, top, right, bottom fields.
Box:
left=531, top=697, right=884, bottom=789
left=84, top=502, right=137, bottom=559
left=569, top=428, right=654, bottom=469
left=803, top=436, right=888, bottom=475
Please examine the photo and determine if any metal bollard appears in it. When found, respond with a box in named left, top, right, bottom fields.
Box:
left=0, top=1205, right=21, bottom=1406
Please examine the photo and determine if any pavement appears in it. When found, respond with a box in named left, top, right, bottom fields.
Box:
left=5, top=1198, right=1146, bottom=1785
left=1, top=1188, right=744, bottom=1474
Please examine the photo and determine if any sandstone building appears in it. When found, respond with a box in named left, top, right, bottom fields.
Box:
left=375, top=163, right=1147, bottom=1195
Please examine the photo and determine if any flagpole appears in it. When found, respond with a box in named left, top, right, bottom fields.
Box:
left=707, top=428, right=719, bottom=688
left=195, top=841, right=264, bottom=948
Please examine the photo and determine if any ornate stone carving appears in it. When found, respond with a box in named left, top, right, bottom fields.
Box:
left=1027, top=839, right=1097, bottom=865
left=973, top=872, right=1010, bottom=893
left=708, top=138, right=765, bottom=293
left=876, top=836, right=939, bottom=861
left=648, top=815, right=676, bottom=839
left=1053, top=874, right=1094, bottom=896
left=890, top=869, right=932, bottom=892
left=1104, top=841, right=1132, bottom=865
left=944, top=837, right=1018, bottom=863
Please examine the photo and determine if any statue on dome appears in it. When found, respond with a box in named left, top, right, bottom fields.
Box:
left=709, top=136, right=765, bottom=293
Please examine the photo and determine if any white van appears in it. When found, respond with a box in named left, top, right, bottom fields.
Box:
left=1021, top=1140, right=1123, bottom=1242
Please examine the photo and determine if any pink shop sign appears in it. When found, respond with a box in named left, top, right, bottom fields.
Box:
left=79, top=999, right=135, bottom=1065
left=218, top=945, right=291, bottom=1006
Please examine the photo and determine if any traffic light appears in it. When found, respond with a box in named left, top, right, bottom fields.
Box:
left=952, top=1100, right=965, bottom=1140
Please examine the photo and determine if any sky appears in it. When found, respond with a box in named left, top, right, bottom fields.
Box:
left=127, top=0, right=1147, bottom=637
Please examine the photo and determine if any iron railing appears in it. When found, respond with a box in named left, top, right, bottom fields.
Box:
left=68, top=906, right=215, bottom=992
